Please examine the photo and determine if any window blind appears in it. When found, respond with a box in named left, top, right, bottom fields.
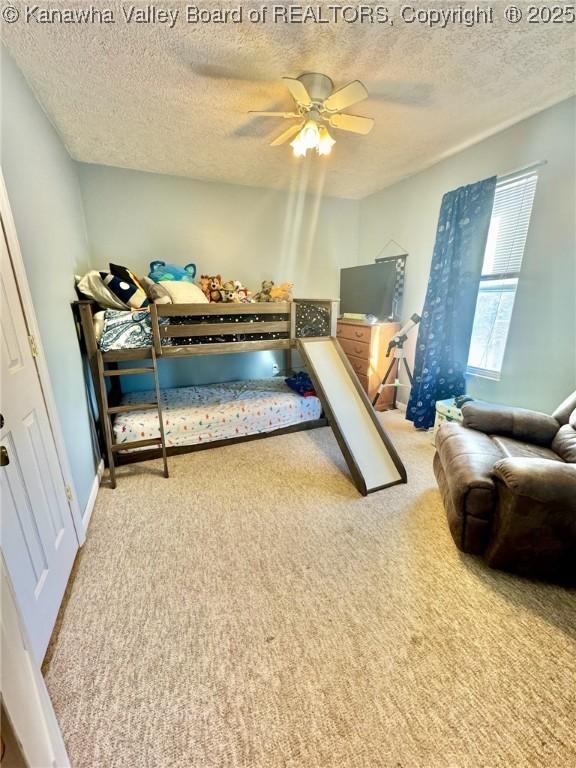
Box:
left=482, top=173, right=538, bottom=276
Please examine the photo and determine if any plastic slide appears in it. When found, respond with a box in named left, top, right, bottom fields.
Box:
left=298, top=337, right=407, bottom=495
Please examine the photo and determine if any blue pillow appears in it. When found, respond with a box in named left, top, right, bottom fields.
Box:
left=148, top=261, right=197, bottom=282
left=100, top=272, right=149, bottom=309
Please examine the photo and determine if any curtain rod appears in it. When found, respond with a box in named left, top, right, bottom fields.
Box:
left=498, top=160, right=547, bottom=183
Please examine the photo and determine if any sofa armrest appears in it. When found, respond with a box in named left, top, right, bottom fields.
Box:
left=492, top=458, right=576, bottom=508
left=462, top=401, right=559, bottom=446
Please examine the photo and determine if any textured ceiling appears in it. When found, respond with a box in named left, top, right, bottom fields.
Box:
left=3, top=1, right=575, bottom=198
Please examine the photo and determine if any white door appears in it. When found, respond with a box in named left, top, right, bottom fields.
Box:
left=1, top=224, right=78, bottom=663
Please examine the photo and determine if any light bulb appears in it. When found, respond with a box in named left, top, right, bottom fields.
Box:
left=290, top=134, right=307, bottom=157
left=317, top=125, right=335, bottom=156
left=300, top=120, right=320, bottom=150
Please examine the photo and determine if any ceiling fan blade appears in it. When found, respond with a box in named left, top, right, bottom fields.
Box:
left=329, top=113, right=374, bottom=135
left=323, top=80, right=368, bottom=112
left=270, top=122, right=304, bottom=147
left=248, top=111, right=301, bottom=119
left=282, top=77, right=313, bottom=108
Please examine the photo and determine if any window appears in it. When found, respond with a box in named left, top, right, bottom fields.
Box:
left=467, top=172, right=538, bottom=379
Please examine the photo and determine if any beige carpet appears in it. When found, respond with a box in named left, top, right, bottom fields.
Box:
left=44, top=413, right=576, bottom=768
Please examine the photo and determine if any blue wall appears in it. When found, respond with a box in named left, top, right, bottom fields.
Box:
left=1, top=47, right=99, bottom=511
left=77, top=162, right=358, bottom=389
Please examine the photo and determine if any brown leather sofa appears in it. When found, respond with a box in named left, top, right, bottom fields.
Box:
left=434, top=391, right=576, bottom=582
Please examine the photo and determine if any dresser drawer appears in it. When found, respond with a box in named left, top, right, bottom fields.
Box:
left=337, top=323, right=373, bottom=344
left=346, top=354, right=369, bottom=378
left=339, top=337, right=370, bottom=360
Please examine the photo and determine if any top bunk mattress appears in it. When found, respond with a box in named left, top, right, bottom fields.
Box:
left=112, top=378, right=322, bottom=449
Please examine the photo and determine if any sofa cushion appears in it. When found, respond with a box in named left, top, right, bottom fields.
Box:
left=433, top=454, right=493, bottom=554
left=486, top=466, right=576, bottom=583
left=462, top=401, right=559, bottom=446
left=435, top=422, right=503, bottom=525
left=551, top=423, right=576, bottom=464
left=492, top=436, right=563, bottom=462
left=552, top=391, right=576, bottom=426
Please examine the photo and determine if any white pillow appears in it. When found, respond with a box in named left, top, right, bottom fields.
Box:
left=160, top=282, right=209, bottom=304
left=76, top=270, right=129, bottom=310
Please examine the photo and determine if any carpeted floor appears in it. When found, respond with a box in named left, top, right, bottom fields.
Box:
left=44, top=412, right=576, bottom=768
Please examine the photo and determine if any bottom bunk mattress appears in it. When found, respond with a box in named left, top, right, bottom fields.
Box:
left=112, top=378, right=322, bottom=450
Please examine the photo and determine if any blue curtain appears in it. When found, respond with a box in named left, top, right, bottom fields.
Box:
left=406, top=177, right=497, bottom=429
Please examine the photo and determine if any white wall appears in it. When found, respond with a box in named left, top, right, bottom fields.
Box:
left=1, top=47, right=99, bottom=511
left=78, top=162, right=359, bottom=297
left=359, top=98, right=576, bottom=413
left=77, top=162, right=359, bottom=387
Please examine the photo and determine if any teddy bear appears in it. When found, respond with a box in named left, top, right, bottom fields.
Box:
left=203, top=274, right=223, bottom=302
left=220, top=279, right=252, bottom=303
left=270, top=282, right=294, bottom=302
left=199, top=275, right=211, bottom=301
left=148, top=261, right=197, bottom=282
left=220, top=280, right=240, bottom=303
left=253, top=280, right=275, bottom=302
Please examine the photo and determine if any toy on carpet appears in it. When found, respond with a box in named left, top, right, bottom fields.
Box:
left=148, top=261, right=197, bottom=282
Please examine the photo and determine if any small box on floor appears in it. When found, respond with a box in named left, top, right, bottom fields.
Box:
left=432, top=398, right=463, bottom=445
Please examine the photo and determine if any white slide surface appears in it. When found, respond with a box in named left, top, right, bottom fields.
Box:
left=299, top=338, right=406, bottom=494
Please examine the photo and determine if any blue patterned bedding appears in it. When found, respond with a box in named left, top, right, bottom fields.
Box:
left=112, top=379, right=322, bottom=449
left=99, top=310, right=155, bottom=351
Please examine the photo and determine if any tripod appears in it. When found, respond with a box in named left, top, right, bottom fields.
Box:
left=372, top=344, right=414, bottom=410
left=371, top=313, right=420, bottom=410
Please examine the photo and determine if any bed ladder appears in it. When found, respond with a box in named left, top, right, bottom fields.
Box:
left=96, top=347, right=169, bottom=488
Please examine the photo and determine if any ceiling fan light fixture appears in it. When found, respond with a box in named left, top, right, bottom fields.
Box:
left=259, top=73, right=373, bottom=153
left=300, top=119, right=321, bottom=150
left=291, top=120, right=336, bottom=158
left=317, top=125, right=336, bottom=156
left=290, top=134, right=307, bottom=157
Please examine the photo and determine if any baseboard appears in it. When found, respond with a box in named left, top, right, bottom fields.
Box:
left=82, top=460, right=104, bottom=535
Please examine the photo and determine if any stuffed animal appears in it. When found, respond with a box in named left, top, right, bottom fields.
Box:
left=253, top=280, right=275, bottom=302
left=148, top=261, right=197, bottom=283
left=199, top=275, right=211, bottom=301
left=220, top=280, right=240, bottom=303
left=204, top=274, right=223, bottom=302
left=220, top=279, right=252, bottom=303
left=270, top=282, right=294, bottom=302
left=235, top=282, right=252, bottom=303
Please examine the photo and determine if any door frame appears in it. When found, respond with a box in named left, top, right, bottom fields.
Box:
left=1, top=555, right=71, bottom=767
left=0, top=170, right=86, bottom=545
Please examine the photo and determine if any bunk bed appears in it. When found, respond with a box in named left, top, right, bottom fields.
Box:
left=74, top=298, right=339, bottom=487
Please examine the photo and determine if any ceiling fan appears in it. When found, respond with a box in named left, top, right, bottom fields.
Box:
left=249, top=73, right=374, bottom=157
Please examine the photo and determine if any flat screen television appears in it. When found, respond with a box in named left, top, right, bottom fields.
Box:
left=339, top=260, right=398, bottom=320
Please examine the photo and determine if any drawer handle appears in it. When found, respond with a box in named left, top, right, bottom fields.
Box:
left=354, top=347, right=363, bottom=355
left=354, top=331, right=363, bottom=338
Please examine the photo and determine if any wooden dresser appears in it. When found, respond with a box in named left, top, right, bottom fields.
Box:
left=336, top=319, right=401, bottom=410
